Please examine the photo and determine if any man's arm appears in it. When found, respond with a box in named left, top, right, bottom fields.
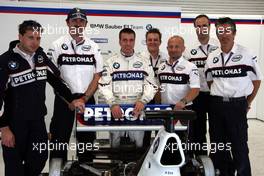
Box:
left=139, top=60, right=157, bottom=104
left=71, top=45, right=104, bottom=112
left=46, top=43, right=59, bottom=67
left=44, top=55, right=86, bottom=112
left=175, top=66, right=200, bottom=110
left=246, top=59, right=262, bottom=111
left=81, top=72, right=101, bottom=103
left=175, top=88, right=200, bottom=110
left=182, top=88, right=200, bottom=103
left=247, top=56, right=262, bottom=109
left=204, top=59, right=213, bottom=89
left=0, top=59, right=16, bottom=148
left=46, top=43, right=73, bottom=102
left=47, top=43, right=86, bottom=111
left=46, top=70, right=73, bottom=102
left=74, top=42, right=104, bottom=103
left=98, top=62, right=116, bottom=106
left=247, top=80, right=261, bottom=108
left=98, top=59, right=122, bottom=118
left=0, top=60, right=9, bottom=128
left=133, top=59, right=157, bottom=117
left=45, top=56, right=73, bottom=103
left=154, top=90, right=161, bottom=104
left=71, top=72, right=102, bottom=112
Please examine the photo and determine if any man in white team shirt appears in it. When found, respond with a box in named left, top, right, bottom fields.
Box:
left=158, top=36, right=200, bottom=149
left=140, top=28, right=168, bottom=146
left=158, top=35, right=200, bottom=110
left=183, top=14, right=219, bottom=155
left=141, top=28, right=167, bottom=83
left=205, top=17, right=262, bottom=176
left=98, top=28, right=156, bottom=148
left=47, top=8, right=103, bottom=162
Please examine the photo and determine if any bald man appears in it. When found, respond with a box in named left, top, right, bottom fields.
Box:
left=157, top=36, right=200, bottom=151
left=158, top=36, right=200, bottom=109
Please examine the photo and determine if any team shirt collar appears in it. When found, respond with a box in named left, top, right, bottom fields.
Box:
left=13, top=44, right=35, bottom=69
left=166, top=56, right=184, bottom=66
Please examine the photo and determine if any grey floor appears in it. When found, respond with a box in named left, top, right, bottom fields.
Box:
left=0, top=119, right=263, bottom=175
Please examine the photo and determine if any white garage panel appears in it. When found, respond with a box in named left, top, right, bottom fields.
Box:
left=18, top=0, right=264, bottom=15
left=256, top=18, right=264, bottom=121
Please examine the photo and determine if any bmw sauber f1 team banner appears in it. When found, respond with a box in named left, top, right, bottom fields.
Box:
left=0, top=2, right=181, bottom=59
left=76, top=104, right=173, bottom=131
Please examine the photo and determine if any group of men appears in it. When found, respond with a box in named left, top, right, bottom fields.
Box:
left=0, top=7, right=262, bottom=176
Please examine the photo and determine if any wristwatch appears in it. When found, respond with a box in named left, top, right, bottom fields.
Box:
left=180, top=98, right=188, bottom=105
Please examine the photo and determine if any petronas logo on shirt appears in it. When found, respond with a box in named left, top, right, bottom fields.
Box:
left=231, top=55, right=242, bottom=62
left=209, top=46, right=218, bottom=53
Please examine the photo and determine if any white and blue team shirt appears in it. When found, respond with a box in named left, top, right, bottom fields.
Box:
left=158, top=56, right=200, bottom=105
left=47, top=34, right=103, bottom=94
left=140, top=50, right=168, bottom=78
left=184, top=38, right=219, bottom=92
left=205, top=43, right=262, bottom=97
left=98, top=52, right=157, bottom=105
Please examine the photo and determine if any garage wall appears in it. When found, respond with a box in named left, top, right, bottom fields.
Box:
left=17, top=0, right=264, bottom=15
left=256, top=18, right=264, bottom=121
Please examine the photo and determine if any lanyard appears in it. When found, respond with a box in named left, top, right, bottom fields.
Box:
left=167, top=60, right=179, bottom=73
left=150, top=54, right=160, bottom=68
left=71, top=41, right=76, bottom=54
left=71, top=39, right=85, bottom=54
left=150, top=54, right=160, bottom=76
left=199, top=44, right=210, bottom=57
left=221, top=52, right=233, bottom=67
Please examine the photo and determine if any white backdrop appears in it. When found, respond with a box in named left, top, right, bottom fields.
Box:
left=256, top=17, right=264, bottom=121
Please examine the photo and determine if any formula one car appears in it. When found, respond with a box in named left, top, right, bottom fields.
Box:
left=49, top=105, right=219, bottom=176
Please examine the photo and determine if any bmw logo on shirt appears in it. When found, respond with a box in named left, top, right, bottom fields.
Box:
left=8, top=61, right=19, bottom=70
left=37, top=55, right=44, bottom=63
left=213, top=57, right=219, bottom=63
left=113, top=62, right=120, bottom=69
left=61, top=43, right=68, bottom=50
left=191, top=49, right=197, bottom=55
